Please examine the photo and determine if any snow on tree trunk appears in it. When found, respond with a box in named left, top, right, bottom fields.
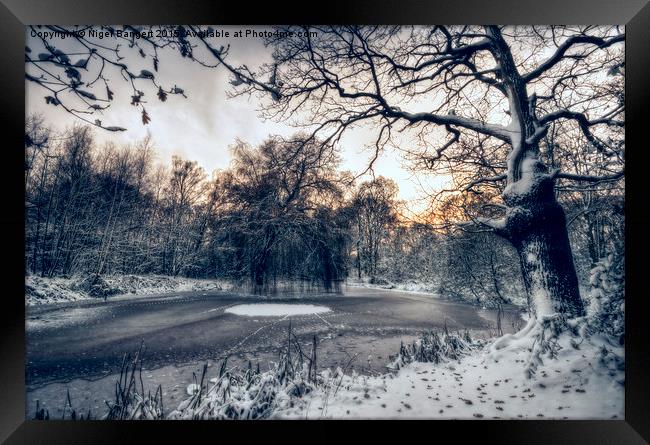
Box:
left=501, top=157, right=585, bottom=318
left=484, top=26, right=586, bottom=320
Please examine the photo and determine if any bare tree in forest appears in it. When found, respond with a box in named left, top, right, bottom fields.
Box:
left=351, top=177, right=399, bottom=280
left=24, top=120, right=352, bottom=285
left=221, top=135, right=347, bottom=290
left=162, top=157, right=208, bottom=276
left=25, top=115, right=52, bottom=273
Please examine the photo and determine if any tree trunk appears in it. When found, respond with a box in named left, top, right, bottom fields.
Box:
left=252, top=226, right=275, bottom=289
left=486, top=26, right=585, bottom=319
left=356, top=218, right=362, bottom=279
left=500, top=160, right=585, bottom=318
left=512, top=224, right=584, bottom=318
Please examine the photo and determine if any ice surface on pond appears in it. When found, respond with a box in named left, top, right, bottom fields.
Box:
left=225, top=303, right=331, bottom=317
left=26, top=306, right=109, bottom=331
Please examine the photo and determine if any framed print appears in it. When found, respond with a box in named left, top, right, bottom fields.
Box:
left=1, top=0, right=649, bottom=443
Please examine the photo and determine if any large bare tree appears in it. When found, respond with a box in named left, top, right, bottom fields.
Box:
left=230, top=25, right=625, bottom=319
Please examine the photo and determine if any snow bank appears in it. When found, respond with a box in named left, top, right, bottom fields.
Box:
left=26, top=276, right=91, bottom=305
left=25, top=274, right=231, bottom=305
left=225, top=304, right=331, bottom=317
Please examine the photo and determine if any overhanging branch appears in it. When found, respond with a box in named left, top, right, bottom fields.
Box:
left=552, top=170, right=624, bottom=183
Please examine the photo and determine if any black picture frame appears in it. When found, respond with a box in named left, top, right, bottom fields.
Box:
left=2, top=1, right=649, bottom=443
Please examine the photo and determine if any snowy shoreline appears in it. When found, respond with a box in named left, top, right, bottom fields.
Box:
left=164, top=319, right=624, bottom=420
left=25, top=273, right=528, bottom=314
left=278, top=332, right=624, bottom=419
left=346, top=280, right=532, bottom=316
left=25, top=274, right=231, bottom=306
left=345, top=280, right=443, bottom=297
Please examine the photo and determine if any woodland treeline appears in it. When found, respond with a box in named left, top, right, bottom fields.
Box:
left=25, top=115, right=623, bottom=303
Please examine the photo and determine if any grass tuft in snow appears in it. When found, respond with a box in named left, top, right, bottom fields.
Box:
left=168, top=321, right=320, bottom=419
left=389, top=329, right=483, bottom=370
left=103, top=342, right=165, bottom=420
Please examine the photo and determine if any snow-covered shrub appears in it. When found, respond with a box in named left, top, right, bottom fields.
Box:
left=369, top=276, right=391, bottom=286
left=585, top=254, right=624, bottom=341
left=524, top=314, right=572, bottom=378
left=74, top=274, right=120, bottom=298
left=25, top=275, right=90, bottom=305
left=168, top=361, right=313, bottom=420
left=389, top=330, right=480, bottom=370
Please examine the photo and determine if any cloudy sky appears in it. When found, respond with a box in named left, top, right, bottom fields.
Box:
left=26, top=26, right=451, bottom=214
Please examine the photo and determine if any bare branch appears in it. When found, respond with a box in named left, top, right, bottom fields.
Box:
left=464, top=173, right=507, bottom=192
left=523, top=33, right=625, bottom=82
left=553, top=169, right=624, bottom=183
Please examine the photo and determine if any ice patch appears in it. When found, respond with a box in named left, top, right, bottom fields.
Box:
left=225, top=303, right=331, bottom=317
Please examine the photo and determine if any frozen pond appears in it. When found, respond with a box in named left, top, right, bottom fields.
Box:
left=26, top=285, right=524, bottom=417
left=225, top=303, right=331, bottom=317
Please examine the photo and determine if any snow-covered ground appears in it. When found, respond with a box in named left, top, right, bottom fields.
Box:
left=25, top=274, right=231, bottom=306
left=225, top=304, right=331, bottom=317
left=277, top=326, right=623, bottom=419
left=166, top=316, right=623, bottom=420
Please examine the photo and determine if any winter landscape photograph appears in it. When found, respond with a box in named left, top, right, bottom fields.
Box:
left=24, top=25, right=625, bottom=420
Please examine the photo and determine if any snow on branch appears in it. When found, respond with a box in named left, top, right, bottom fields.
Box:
left=475, top=216, right=507, bottom=232
left=453, top=216, right=508, bottom=236
left=383, top=108, right=511, bottom=143
left=523, top=33, right=625, bottom=82
left=552, top=170, right=624, bottom=183
left=538, top=109, right=623, bottom=155
left=464, top=173, right=507, bottom=193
